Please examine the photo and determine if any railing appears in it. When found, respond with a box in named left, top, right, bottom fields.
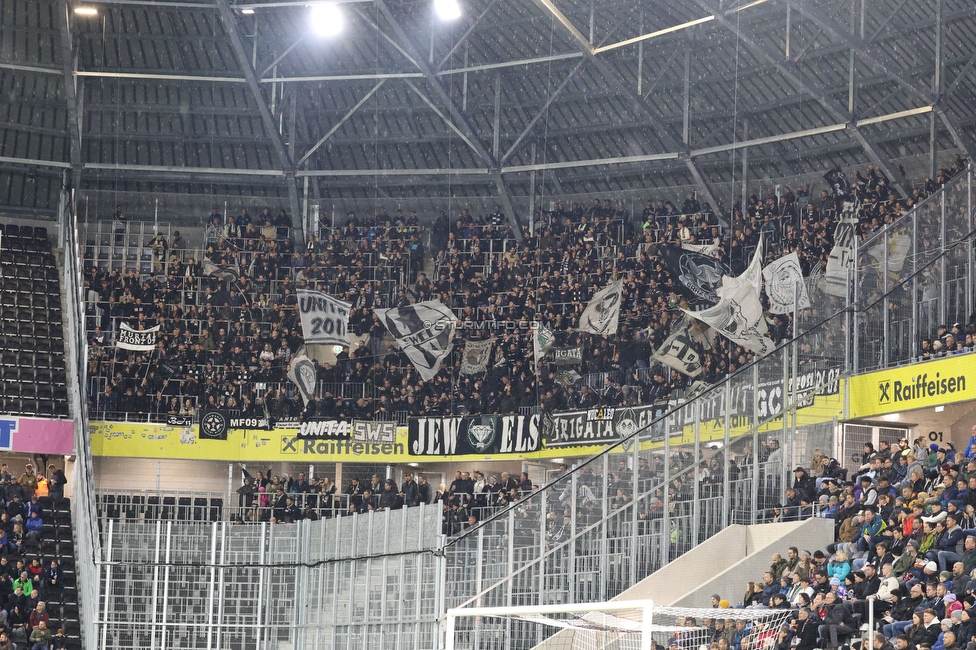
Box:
left=96, top=507, right=444, bottom=650
left=61, top=179, right=101, bottom=650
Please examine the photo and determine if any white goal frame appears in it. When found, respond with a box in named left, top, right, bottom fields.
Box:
left=445, top=600, right=655, bottom=650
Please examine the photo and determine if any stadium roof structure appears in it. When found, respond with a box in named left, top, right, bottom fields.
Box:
left=1, top=0, right=975, bottom=223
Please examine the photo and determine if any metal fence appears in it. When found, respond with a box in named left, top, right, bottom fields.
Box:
left=96, top=506, right=444, bottom=650
left=853, top=169, right=974, bottom=371
left=60, top=181, right=101, bottom=650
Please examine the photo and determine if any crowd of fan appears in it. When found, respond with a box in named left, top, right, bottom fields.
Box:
left=920, top=323, right=976, bottom=359
left=700, top=431, right=976, bottom=650
left=233, top=465, right=543, bottom=535
left=83, top=159, right=967, bottom=422
left=0, top=463, right=68, bottom=650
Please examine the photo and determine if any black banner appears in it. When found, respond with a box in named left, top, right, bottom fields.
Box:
left=551, top=346, right=583, bottom=365
left=657, top=245, right=730, bottom=307
left=542, top=405, right=664, bottom=448
left=408, top=414, right=541, bottom=456
left=199, top=410, right=229, bottom=440
left=199, top=410, right=273, bottom=440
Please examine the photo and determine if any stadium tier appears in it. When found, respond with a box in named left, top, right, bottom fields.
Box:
left=3, top=2, right=976, bottom=649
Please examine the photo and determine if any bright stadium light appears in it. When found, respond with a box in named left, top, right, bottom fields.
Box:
left=73, top=6, right=98, bottom=16
left=309, top=3, right=343, bottom=37
left=434, top=0, right=461, bottom=21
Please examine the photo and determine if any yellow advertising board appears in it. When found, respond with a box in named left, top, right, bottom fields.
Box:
left=848, top=355, right=976, bottom=419
left=89, top=420, right=622, bottom=463
left=90, top=376, right=846, bottom=465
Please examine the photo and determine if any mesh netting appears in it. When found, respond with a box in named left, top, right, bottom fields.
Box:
left=449, top=604, right=797, bottom=650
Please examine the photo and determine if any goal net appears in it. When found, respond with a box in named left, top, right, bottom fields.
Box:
left=445, top=602, right=797, bottom=650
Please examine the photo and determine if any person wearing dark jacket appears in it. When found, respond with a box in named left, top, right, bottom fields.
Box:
left=819, top=591, right=858, bottom=649
left=793, top=607, right=821, bottom=650
left=872, top=631, right=895, bottom=650
left=793, top=467, right=817, bottom=502
left=915, top=609, right=942, bottom=648
left=400, top=473, right=420, bottom=507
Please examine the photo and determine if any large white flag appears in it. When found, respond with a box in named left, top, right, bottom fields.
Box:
left=297, top=288, right=351, bottom=347
left=287, top=349, right=318, bottom=406
left=375, top=300, right=456, bottom=381
left=117, top=323, right=159, bottom=351
left=824, top=216, right=857, bottom=297
left=533, top=323, right=555, bottom=366
left=652, top=325, right=702, bottom=377
left=684, top=280, right=774, bottom=356
left=763, top=252, right=811, bottom=314
left=718, top=234, right=763, bottom=299
left=577, top=280, right=622, bottom=336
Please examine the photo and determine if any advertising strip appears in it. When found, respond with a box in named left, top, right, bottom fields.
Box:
left=848, top=355, right=976, bottom=419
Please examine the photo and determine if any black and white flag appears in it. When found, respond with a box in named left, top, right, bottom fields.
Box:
left=297, top=288, right=351, bottom=347
left=763, top=252, right=811, bottom=314
left=460, top=339, right=492, bottom=375
left=652, top=325, right=702, bottom=377
left=117, top=323, right=159, bottom=351
left=533, top=323, right=555, bottom=366
left=578, top=280, right=622, bottom=336
left=202, top=259, right=240, bottom=283
left=375, top=300, right=456, bottom=381
left=823, top=167, right=850, bottom=198
left=684, top=277, right=773, bottom=356
left=658, top=245, right=731, bottom=307
left=287, top=350, right=318, bottom=407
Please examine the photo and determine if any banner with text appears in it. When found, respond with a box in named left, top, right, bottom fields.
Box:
left=543, top=404, right=668, bottom=448
left=849, top=355, right=976, bottom=419
left=408, top=414, right=541, bottom=456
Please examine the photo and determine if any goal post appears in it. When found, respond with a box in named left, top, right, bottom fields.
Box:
left=446, top=600, right=655, bottom=650
left=445, top=601, right=797, bottom=650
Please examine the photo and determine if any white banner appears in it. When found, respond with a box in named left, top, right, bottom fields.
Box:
left=116, top=323, right=159, bottom=351
left=868, top=232, right=912, bottom=275
left=375, top=300, right=456, bottom=381
left=763, top=252, right=811, bottom=314
left=824, top=219, right=857, bottom=297
left=681, top=241, right=720, bottom=257
left=652, top=325, right=702, bottom=377
left=460, top=340, right=492, bottom=375
left=297, top=289, right=351, bottom=347
left=578, top=280, right=622, bottom=336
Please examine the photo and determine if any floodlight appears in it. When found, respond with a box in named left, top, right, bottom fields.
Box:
left=309, top=3, right=343, bottom=37
left=241, top=7, right=255, bottom=14
left=434, top=0, right=461, bottom=21
left=73, top=6, right=98, bottom=16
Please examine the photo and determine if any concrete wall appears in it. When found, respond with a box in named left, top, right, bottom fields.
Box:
left=612, top=518, right=835, bottom=608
